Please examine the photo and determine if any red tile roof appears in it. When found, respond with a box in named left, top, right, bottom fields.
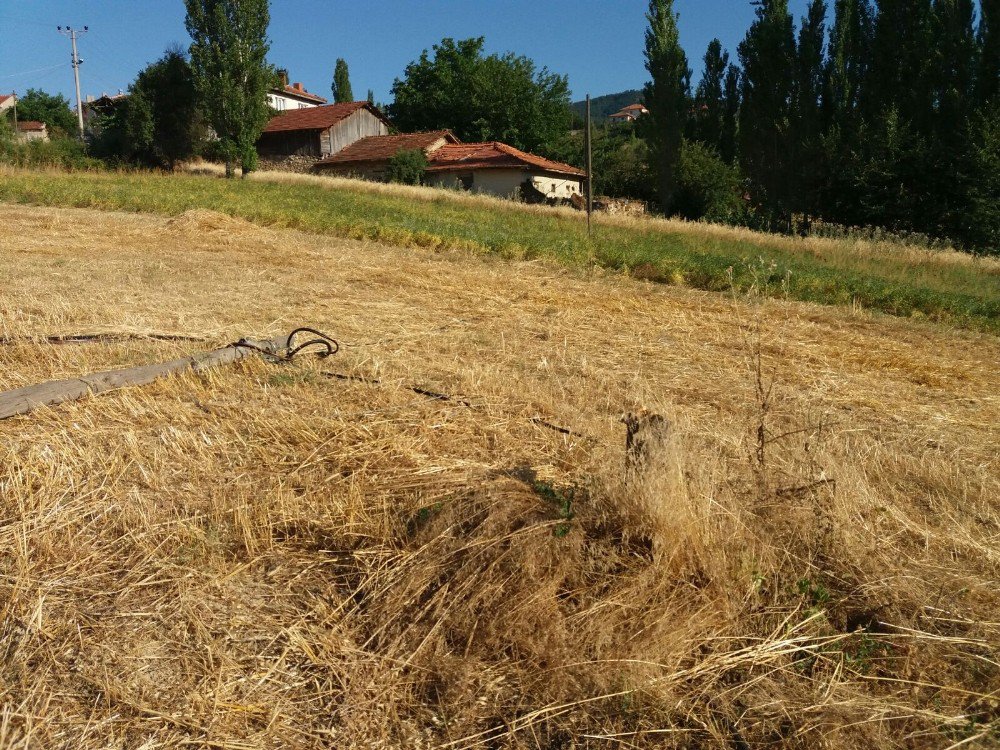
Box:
left=262, top=102, right=390, bottom=133
left=0, top=94, right=14, bottom=105
left=274, top=84, right=327, bottom=105
left=17, top=121, right=46, bottom=131
left=315, top=131, right=459, bottom=168
left=426, top=142, right=585, bottom=177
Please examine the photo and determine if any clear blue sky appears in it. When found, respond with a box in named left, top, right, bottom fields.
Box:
left=1, top=0, right=819, bottom=105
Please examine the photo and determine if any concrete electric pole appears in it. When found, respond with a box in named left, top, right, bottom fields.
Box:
left=57, top=25, right=88, bottom=139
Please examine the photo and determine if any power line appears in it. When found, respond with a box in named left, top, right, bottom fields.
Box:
left=0, top=63, right=69, bottom=80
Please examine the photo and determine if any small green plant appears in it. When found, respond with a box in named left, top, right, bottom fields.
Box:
left=386, top=148, right=428, bottom=185
left=532, top=480, right=576, bottom=537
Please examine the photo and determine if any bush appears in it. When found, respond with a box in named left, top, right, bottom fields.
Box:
left=673, top=140, right=746, bottom=223
left=387, top=148, right=428, bottom=185
left=0, top=119, right=102, bottom=170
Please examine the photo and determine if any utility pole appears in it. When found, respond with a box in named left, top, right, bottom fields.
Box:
left=57, top=25, right=88, bottom=139
left=11, top=91, right=17, bottom=134
left=585, top=94, right=593, bottom=236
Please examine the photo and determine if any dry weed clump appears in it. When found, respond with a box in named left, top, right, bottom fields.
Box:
left=0, top=203, right=998, bottom=749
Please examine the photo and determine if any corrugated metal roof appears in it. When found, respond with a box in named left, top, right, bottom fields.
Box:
left=262, top=102, right=390, bottom=133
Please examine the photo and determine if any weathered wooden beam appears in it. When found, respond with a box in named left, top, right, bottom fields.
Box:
left=0, top=336, right=286, bottom=422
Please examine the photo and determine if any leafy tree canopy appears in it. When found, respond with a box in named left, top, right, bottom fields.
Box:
left=333, top=58, right=354, bottom=103
left=123, top=47, right=203, bottom=169
left=184, top=0, right=275, bottom=176
left=12, top=89, right=76, bottom=135
left=389, top=37, right=571, bottom=154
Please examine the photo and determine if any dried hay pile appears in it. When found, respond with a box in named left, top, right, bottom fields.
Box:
left=0, top=204, right=998, bottom=749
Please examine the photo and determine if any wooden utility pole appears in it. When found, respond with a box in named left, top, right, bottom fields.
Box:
left=10, top=91, right=17, bottom=134
left=585, top=94, right=593, bottom=236
left=57, top=25, right=88, bottom=139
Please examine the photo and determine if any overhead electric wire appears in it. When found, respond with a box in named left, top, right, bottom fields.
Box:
left=0, top=62, right=69, bottom=80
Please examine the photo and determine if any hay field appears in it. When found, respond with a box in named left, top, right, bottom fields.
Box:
left=0, top=203, right=998, bottom=749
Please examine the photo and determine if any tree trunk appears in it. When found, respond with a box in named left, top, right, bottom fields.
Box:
left=225, top=160, right=234, bottom=179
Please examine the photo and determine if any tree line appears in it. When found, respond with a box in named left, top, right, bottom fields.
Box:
left=643, top=0, right=999, bottom=250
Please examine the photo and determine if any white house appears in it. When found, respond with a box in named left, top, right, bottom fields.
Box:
left=0, top=93, right=15, bottom=116
left=267, top=70, right=327, bottom=111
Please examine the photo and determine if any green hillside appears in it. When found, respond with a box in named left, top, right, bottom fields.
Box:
left=571, top=89, right=643, bottom=121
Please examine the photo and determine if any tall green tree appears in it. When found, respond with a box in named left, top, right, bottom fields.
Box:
left=978, top=0, right=1000, bottom=105
left=389, top=37, right=571, bottom=153
left=825, top=0, right=873, bottom=125
left=184, top=0, right=274, bottom=177
left=867, top=0, right=934, bottom=126
left=793, top=0, right=827, bottom=219
left=642, top=0, right=690, bottom=213
left=693, top=39, right=729, bottom=152
left=13, top=89, right=76, bottom=134
left=738, top=0, right=796, bottom=226
left=124, top=47, right=203, bottom=169
left=332, top=58, right=354, bottom=103
left=720, top=63, right=741, bottom=164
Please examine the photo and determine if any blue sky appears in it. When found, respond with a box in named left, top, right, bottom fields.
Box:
left=2, top=0, right=818, bottom=105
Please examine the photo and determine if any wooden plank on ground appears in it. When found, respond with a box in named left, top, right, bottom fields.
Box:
left=0, top=337, right=286, bottom=421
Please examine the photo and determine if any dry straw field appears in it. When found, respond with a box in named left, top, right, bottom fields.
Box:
left=0, top=203, right=998, bottom=749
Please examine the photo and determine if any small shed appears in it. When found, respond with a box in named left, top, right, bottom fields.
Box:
left=16, top=121, right=48, bottom=142
left=257, top=102, right=391, bottom=159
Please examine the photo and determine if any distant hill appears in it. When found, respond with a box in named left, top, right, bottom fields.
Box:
left=571, top=90, right=643, bottom=122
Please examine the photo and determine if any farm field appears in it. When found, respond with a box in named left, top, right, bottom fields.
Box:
left=1, top=167, right=998, bottom=333
left=0, top=202, right=998, bottom=749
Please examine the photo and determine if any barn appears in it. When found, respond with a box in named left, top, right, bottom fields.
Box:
left=256, top=102, right=391, bottom=159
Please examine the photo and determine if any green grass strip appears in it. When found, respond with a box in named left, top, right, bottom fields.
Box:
left=1, top=170, right=997, bottom=333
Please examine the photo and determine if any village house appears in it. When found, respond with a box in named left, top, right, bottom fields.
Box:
left=257, top=101, right=391, bottom=159
left=267, top=70, right=327, bottom=111
left=314, top=133, right=585, bottom=202
left=311, top=130, right=459, bottom=180
left=0, top=94, right=15, bottom=116
left=16, top=121, right=48, bottom=142
left=424, top=142, right=585, bottom=200
left=608, top=103, right=648, bottom=122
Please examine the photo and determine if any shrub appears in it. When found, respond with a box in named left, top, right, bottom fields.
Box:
left=673, top=140, right=746, bottom=223
left=0, top=125, right=102, bottom=171
left=387, top=148, right=428, bottom=185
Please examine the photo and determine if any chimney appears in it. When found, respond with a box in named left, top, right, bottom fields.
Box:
left=278, top=69, right=289, bottom=88
left=294, top=82, right=304, bottom=92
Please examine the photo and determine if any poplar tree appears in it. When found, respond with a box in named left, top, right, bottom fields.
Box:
left=333, top=58, right=354, bottom=103
left=794, top=0, right=827, bottom=218
left=720, top=64, right=741, bottom=164
left=825, top=0, right=873, bottom=125
left=738, top=0, right=796, bottom=226
left=867, top=0, right=934, bottom=127
left=693, top=39, right=729, bottom=152
left=184, top=0, right=274, bottom=178
left=977, top=0, right=999, bottom=106
left=642, top=0, right=690, bottom=213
